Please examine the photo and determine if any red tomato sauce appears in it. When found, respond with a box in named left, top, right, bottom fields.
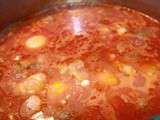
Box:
left=0, top=4, right=160, bottom=120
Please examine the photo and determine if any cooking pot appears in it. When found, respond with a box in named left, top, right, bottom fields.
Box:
left=0, top=0, right=160, bottom=31
left=0, top=0, right=160, bottom=120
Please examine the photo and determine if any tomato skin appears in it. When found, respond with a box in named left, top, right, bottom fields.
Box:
left=74, top=103, right=117, bottom=120
left=145, top=81, right=160, bottom=118
left=106, top=87, right=150, bottom=120
left=109, top=96, right=144, bottom=120
left=74, top=105, right=114, bottom=120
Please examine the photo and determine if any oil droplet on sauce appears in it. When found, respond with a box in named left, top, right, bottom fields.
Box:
left=51, top=82, right=66, bottom=95
left=117, top=26, right=127, bottom=35
left=80, top=79, right=90, bottom=87
left=97, top=71, right=119, bottom=86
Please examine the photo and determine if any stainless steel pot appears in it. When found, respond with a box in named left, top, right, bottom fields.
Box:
left=0, top=0, right=160, bottom=31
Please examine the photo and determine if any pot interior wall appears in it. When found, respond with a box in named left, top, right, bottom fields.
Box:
left=0, top=0, right=159, bottom=31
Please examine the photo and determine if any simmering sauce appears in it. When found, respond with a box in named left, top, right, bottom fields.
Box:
left=0, top=4, right=160, bottom=120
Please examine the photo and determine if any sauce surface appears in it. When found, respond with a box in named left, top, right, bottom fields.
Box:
left=0, top=4, right=160, bottom=120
